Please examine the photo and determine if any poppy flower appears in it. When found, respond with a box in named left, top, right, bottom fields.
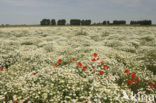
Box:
left=106, top=66, right=109, bottom=69
left=103, top=65, right=107, bottom=69
left=0, top=67, right=4, bottom=71
left=124, top=69, right=129, bottom=74
left=149, top=83, right=154, bottom=88
left=132, top=73, right=136, bottom=76
left=137, top=78, right=140, bottom=82
left=92, top=58, right=96, bottom=62
left=82, top=66, right=87, bottom=70
left=53, top=64, right=58, bottom=68
left=99, top=71, right=104, bottom=75
left=77, top=62, right=83, bottom=67
left=72, top=58, right=75, bottom=61
left=100, top=62, right=104, bottom=65
left=14, top=101, right=18, bottom=103
left=97, top=58, right=100, bottom=60
left=33, top=72, right=37, bottom=75
left=128, top=80, right=132, bottom=85
left=131, top=73, right=136, bottom=79
left=133, top=80, right=137, bottom=85
left=57, top=59, right=63, bottom=63
left=93, top=53, right=98, bottom=57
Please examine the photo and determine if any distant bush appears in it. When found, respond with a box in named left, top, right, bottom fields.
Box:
left=40, top=19, right=153, bottom=26
left=81, top=20, right=91, bottom=25
left=57, top=19, right=66, bottom=25
left=103, top=21, right=110, bottom=25
left=113, top=20, right=126, bottom=25
left=51, top=19, right=56, bottom=25
left=70, top=19, right=81, bottom=25
left=40, top=19, right=50, bottom=26
left=130, top=20, right=152, bottom=25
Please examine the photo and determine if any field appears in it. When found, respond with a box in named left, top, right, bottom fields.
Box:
left=0, top=26, right=156, bottom=103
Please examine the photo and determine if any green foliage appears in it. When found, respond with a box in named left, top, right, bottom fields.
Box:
left=130, top=20, right=152, bottom=25
left=81, top=20, right=91, bottom=25
left=39, top=19, right=153, bottom=26
left=57, top=19, right=66, bottom=25
left=113, top=20, right=126, bottom=25
left=51, top=19, right=56, bottom=25
left=103, top=21, right=110, bottom=25
left=70, top=19, right=81, bottom=25
left=40, top=19, right=50, bottom=26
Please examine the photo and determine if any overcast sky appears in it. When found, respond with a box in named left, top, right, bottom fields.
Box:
left=0, top=0, right=156, bottom=24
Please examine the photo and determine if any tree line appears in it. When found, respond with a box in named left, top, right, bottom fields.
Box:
left=130, top=20, right=152, bottom=25
left=40, top=19, right=152, bottom=26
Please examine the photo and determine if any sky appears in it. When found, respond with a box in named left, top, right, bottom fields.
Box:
left=0, top=0, right=156, bottom=25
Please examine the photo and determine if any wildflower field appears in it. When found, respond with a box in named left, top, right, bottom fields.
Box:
left=0, top=26, right=156, bottom=103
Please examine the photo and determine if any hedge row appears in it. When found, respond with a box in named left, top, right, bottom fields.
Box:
left=69, top=19, right=91, bottom=25
left=40, top=19, right=152, bottom=25
left=130, top=20, right=152, bottom=25
left=113, top=20, right=126, bottom=25
left=40, top=19, right=65, bottom=26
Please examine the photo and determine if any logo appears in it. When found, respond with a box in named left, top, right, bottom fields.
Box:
left=122, top=90, right=156, bottom=102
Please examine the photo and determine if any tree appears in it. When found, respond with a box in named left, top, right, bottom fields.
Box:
left=57, top=19, right=66, bottom=25
left=113, top=20, right=126, bottom=25
left=81, top=20, right=91, bottom=25
left=51, top=19, right=56, bottom=25
left=70, top=19, right=81, bottom=25
left=103, top=21, right=107, bottom=25
left=86, top=20, right=91, bottom=25
left=40, top=19, right=50, bottom=26
left=130, top=20, right=152, bottom=25
left=107, top=21, right=110, bottom=25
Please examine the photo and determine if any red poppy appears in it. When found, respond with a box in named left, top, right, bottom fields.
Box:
left=92, top=58, right=96, bottom=62
left=53, top=64, right=58, bottom=68
left=99, top=71, right=104, bottom=75
left=106, top=66, right=109, bottom=69
left=137, top=78, right=140, bottom=82
left=103, top=65, right=107, bottom=69
left=128, top=80, right=132, bottom=85
left=133, top=80, right=137, bottom=85
left=132, top=73, right=136, bottom=76
left=14, top=101, right=18, bottom=103
left=77, top=62, right=83, bottom=67
left=0, top=67, right=4, bottom=71
left=97, top=58, right=100, bottom=60
left=93, top=53, right=98, bottom=57
left=100, top=62, right=104, bottom=65
left=82, top=66, right=87, bottom=70
left=131, top=73, right=136, bottom=79
left=33, top=72, right=37, bottom=75
left=124, top=69, right=129, bottom=74
left=149, top=83, right=154, bottom=88
left=57, top=59, right=63, bottom=63
left=72, top=58, right=76, bottom=61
